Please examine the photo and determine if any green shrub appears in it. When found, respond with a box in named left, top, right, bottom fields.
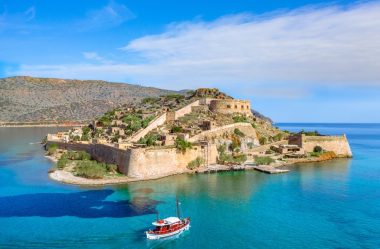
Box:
left=254, top=156, right=275, bottom=165
left=138, top=134, right=159, bottom=146
left=247, top=142, right=254, bottom=149
left=251, top=123, right=257, bottom=128
left=259, top=137, right=267, bottom=145
left=175, top=137, right=192, bottom=152
left=187, top=157, right=204, bottom=170
left=74, top=161, right=107, bottom=179
left=142, top=116, right=155, bottom=128
left=164, top=94, right=185, bottom=101
left=313, top=145, right=323, bottom=153
left=272, top=133, right=283, bottom=142
left=142, top=97, right=160, bottom=104
left=233, top=115, right=249, bottom=123
left=47, top=143, right=58, bottom=155
left=171, top=126, right=183, bottom=133
left=57, top=157, right=69, bottom=169
left=106, top=164, right=118, bottom=172
left=82, top=126, right=91, bottom=135
left=310, top=152, right=322, bottom=157
left=234, top=128, right=245, bottom=137
left=63, top=150, right=91, bottom=160
left=218, top=152, right=247, bottom=165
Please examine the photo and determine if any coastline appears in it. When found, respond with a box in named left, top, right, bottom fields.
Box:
left=47, top=155, right=350, bottom=186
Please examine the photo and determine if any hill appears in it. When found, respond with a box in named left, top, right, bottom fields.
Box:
left=0, top=76, right=177, bottom=123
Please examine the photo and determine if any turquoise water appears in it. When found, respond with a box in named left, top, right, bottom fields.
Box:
left=0, top=124, right=379, bottom=249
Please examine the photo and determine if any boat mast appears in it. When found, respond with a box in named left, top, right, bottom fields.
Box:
left=176, top=198, right=180, bottom=218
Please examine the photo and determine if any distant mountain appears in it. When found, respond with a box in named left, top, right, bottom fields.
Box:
left=0, top=76, right=177, bottom=122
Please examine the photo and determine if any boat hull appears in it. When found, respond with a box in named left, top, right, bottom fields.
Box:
left=146, top=222, right=190, bottom=240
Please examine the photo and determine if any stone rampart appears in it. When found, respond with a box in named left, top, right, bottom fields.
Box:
left=209, top=99, right=251, bottom=116
left=289, top=134, right=352, bottom=157
left=47, top=140, right=218, bottom=179
left=188, top=123, right=258, bottom=143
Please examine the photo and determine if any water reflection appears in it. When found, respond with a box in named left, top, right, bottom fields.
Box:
left=0, top=189, right=161, bottom=218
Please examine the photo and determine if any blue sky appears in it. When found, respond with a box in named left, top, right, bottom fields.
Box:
left=1, top=0, right=380, bottom=123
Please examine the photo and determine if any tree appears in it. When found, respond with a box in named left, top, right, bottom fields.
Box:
left=313, top=145, right=323, bottom=153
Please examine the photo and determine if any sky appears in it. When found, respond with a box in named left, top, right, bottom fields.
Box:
left=0, top=0, right=380, bottom=123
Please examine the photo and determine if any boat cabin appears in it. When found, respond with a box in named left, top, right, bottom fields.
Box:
left=151, top=217, right=182, bottom=234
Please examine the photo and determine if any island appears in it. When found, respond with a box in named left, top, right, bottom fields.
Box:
left=45, top=88, right=352, bottom=185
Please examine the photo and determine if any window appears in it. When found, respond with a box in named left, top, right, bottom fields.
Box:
left=235, top=105, right=238, bottom=109
left=241, top=105, right=244, bottom=109
left=247, top=105, right=249, bottom=109
left=227, top=105, right=231, bottom=108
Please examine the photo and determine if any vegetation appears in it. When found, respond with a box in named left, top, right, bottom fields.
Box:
left=163, top=94, right=185, bottom=101
left=229, top=135, right=241, bottom=151
left=62, top=150, right=92, bottom=160
left=254, top=156, right=275, bottom=165
left=138, top=134, right=160, bottom=146
left=175, top=137, right=193, bottom=152
left=300, top=130, right=322, bottom=136
left=218, top=143, right=247, bottom=165
left=47, top=143, right=58, bottom=155
left=123, top=114, right=156, bottom=134
left=313, top=145, right=323, bottom=153
left=234, top=128, right=245, bottom=137
left=55, top=149, right=118, bottom=179
left=171, top=126, right=184, bottom=133
left=247, top=142, right=254, bottom=149
left=142, top=97, right=160, bottom=104
left=219, top=152, right=247, bottom=165
left=259, top=137, right=267, bottom=145
left=57, top=157, right=69, bottom=169
left=233, top=115, right=249, bottom=123
left=74, top=161, right=108, bottom=179
left=272, top=133, right=283, bottom=142
left=187, top=157, right=204, bottom=170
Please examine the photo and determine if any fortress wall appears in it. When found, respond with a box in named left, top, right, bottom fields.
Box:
left=130, top=113, right=167, bottom=142
left=302, top=135, right=352, bottom=157
left=173, top=100, right=200, bottom=119
left=209, top=99, right=251, bottom=116
left=126, top=145, right=214, bottom=179
left=189, top=123, right=258, bottom=143
left=46, top=141, right=91, bottom=153
left=47, top=141, right=131, bottom=173
left=48, top=141, right=217, bottom=179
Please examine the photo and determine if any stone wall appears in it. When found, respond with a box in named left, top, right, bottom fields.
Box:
left=47, top=140, right=218, bottom=180
left=123, top=144, right=217, bottom=179
left=209, top=99, right=251, bottom=116
left=130, top=113, right=167, bottom=142
left=289, top=134, right=352, bottom=157
left=188, top=122, right=258, bottom=143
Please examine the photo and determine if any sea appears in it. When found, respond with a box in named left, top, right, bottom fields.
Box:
left=0, top=124, right=379, bottom=249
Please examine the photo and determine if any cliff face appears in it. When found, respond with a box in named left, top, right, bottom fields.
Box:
left=0, top=76, right=177, bottom=122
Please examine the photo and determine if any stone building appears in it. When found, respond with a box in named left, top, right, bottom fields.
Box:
left=209, top=99, right=252, bottom=116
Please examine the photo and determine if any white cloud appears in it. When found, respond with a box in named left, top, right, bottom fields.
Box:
left=75, top=1, right=135, bottom=31
left=10, top=1, right=380, bottom=92
left=82, top=52, right=113, bottom=64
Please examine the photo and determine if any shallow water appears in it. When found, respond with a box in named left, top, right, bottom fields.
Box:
left=0, top=124, right=379, bottom=249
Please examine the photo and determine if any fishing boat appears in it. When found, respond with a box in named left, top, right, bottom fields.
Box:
left=145, top=199, right=190, bottom=240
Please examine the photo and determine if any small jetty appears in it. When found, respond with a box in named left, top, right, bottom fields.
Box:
left=197, top=163, right=289, bottom=174
left=251, top=165, right=290, bottom=174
